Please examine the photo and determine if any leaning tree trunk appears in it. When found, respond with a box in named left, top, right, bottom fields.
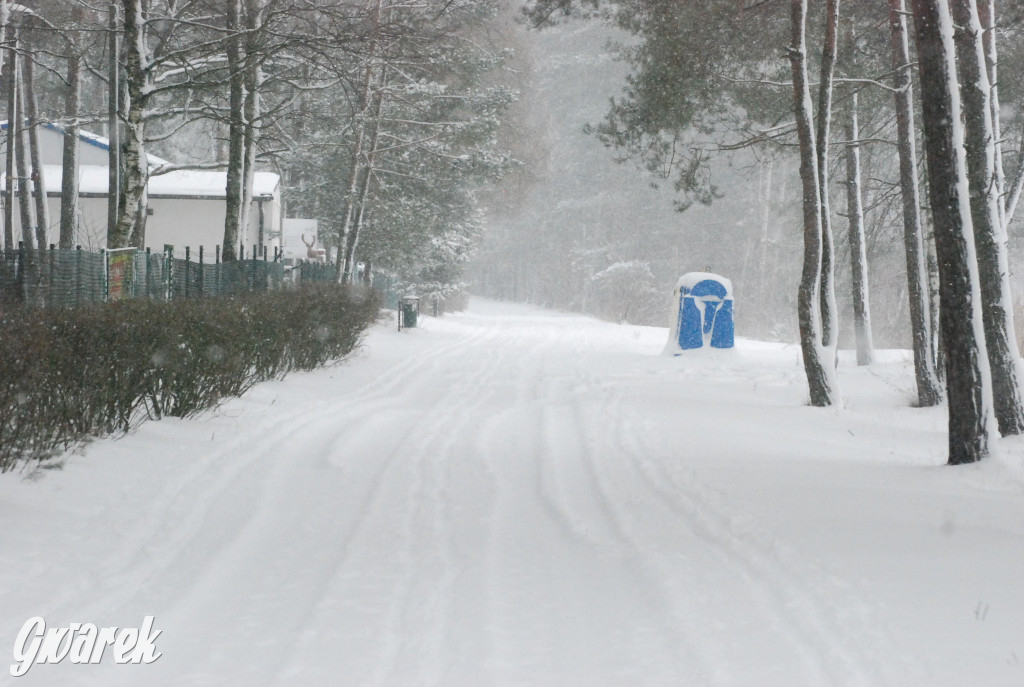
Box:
left=844, top=89, right=873, bottom=365
left=816, top=0, right=840, bottom=352
left=789, top=0, right=840, bottom=407
left=950, top=0, right=1024, bottom=437
left=889, top=0, right=943, bottom=406
left=24, top=53, right=50, bottom=250
left=911, top=0, right=994, bottom=464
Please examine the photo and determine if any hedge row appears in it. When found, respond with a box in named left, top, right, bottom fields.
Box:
left=0, top=284, right=380, bottom=473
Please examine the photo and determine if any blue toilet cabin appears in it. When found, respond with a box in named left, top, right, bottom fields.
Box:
left=673, top=274, right=734, bottom=351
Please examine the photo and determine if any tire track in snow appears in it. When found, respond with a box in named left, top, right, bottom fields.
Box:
left=269, top=321, right=511, bottom=685
left=532, top=364, right=715, bottom=685
left=40, top=321, right=493, bottom=684
left=224, top=325, right=501, bottom=685
left=471, top=326, right=710, bottom=685
left=368, top=342, right=505, bottom=685
left=610, top=391, right=902, bottom=687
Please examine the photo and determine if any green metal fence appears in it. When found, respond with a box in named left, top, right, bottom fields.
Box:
left=0, top=245, right=292, bottom=310
left=0, top=244, right=404, bottom=313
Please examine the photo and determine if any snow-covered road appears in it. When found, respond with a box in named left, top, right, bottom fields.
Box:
left=2, top=300, right=1023, bottom=686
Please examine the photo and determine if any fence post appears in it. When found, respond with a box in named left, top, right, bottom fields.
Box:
left=185, top=246, right=191, bottom=298
left=17, top=241, right=26, bottom=303
left=165, top=246, right=173, bottom=301
left=75, top=245, right=82, bottom=305
left=198, top=245, right=205, bottom=297
left=48, top=244, right=55, bottom=306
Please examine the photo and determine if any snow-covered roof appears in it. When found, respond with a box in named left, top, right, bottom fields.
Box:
left=2, top=121, right=173, bottom=168
left=45, top=123, right=174, bottom=167
left=1, top=164, right=279, bottom=199
left=148, top=169, right=280, bottom=198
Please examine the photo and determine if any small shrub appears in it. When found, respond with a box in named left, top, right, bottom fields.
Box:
left=0, top=284, right=379, bottom=473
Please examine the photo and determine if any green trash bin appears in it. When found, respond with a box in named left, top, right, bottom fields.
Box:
left=400, top=297, right=419, bottom=329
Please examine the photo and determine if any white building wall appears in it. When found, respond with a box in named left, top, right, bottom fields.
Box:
left=5, top=194, right=281, bottom=259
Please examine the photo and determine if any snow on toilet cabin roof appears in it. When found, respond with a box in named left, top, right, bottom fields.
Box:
left=675, top=272, right=733, bottom=300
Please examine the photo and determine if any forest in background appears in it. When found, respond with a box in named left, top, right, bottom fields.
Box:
left=477, top=2, right=1024, bottom=351
left=476, top=0, right=1024, bottom=465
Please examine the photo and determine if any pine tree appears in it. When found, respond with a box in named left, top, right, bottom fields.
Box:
left=910, top=0, right=994, bottom=464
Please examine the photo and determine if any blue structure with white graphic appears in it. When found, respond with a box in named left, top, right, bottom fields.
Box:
left=665, top=272, right=734, bottom=354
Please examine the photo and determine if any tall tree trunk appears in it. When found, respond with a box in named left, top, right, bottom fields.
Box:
left=0, top=0, right=7, bottom=250
left=239, top=0, right=264, bottom=255
left=24, top=53, right=49, bottom=249
left=927, top=230, right=944, bottom=378
left=757, top=156, right=773, bottom=295
left=335, top=93, right=368, bottom=281
left=223, top=0, right=246, bottom=260
left=978, top=0, right=1005, bottom=225
left=344, top=67, right=386, bottom=283
left=240, top=80, right=258, bottom=254
left=336, top=0, right=384, bottom=282
left=3, top=28, right=16, bottom=249
left=112, top=0, right=148, bottom=249
left=60, top=13, right=83, bottom=249
left=106, top=2, right=120, bottom=246
left=911, top=0, right=994, bottom=464
left=889, top=0, right=943, bottom=406
left=789, top=0, right=840, bottom=407
left=362, top=257, right=373, bottom=287
left=844, top=89, right=873, bottom=365
left=950, top=0, right=1024, bottom=436
left=0, top=0, right=8, bottom=82
left=14, top=58, right=35, bottom=250
left=816, top=0, right=840, bottom=351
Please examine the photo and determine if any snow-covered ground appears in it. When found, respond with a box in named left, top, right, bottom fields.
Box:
left=2, top=299, right=1023, bottom=686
